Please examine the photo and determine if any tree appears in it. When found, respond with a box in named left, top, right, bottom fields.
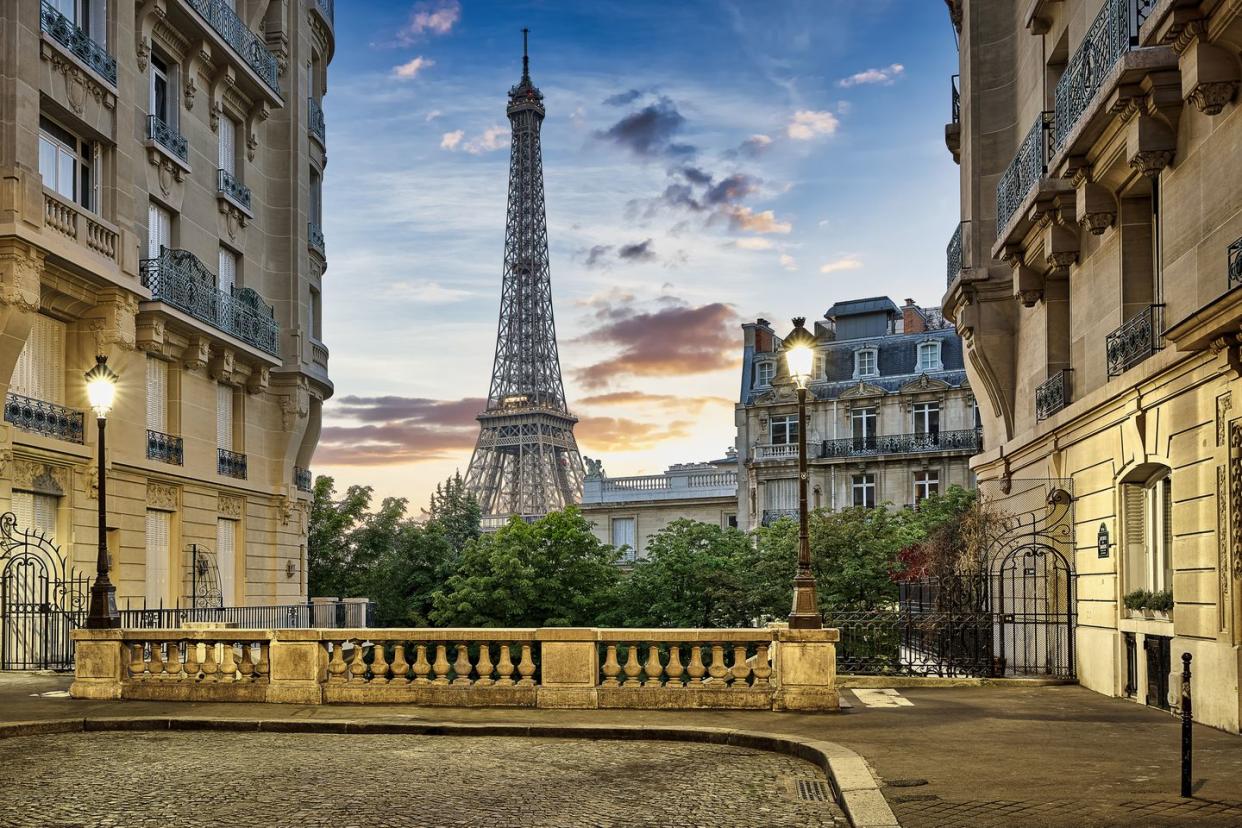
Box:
left=424, top=472, right=481, bottom=552
left=307, top=476, right=372, bottom=599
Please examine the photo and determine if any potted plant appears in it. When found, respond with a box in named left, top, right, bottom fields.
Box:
left=1123, top=590, right=1149, bottom=620
left=1148, top=589, right=1174, bottom=621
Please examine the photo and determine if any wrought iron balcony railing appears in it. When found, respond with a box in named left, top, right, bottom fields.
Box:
left=761, top=509, right=799, bottom=527
left=1106, top=304, right=1162, bottom=378
left=147, top=429, right=184, bottom=465
left=951, top=73, right=960, bottom=124
left=309, top=222, right=325, bottom=253
left=308, top=97, right=326, bottom=144
left=1035, top=370, right=1072, bottom=421
left=996, top=112, right=1053, bottom=236
left=140, top=248, right=279, bottom=355
left=217, top=169, right=252, bottom=211
left=218, top=448, right=248, bottom=479
left=147, top=115, right=188, bottom=163
left=1052, top=0, right=1157, bottom=153
left=184, top=0, right=281, bottom=96
left=820, top=429, right=981, bottom=459
left=312, top=0, right=334, bottom=26
left=5, top=393, right=84, bottom=443
left=40, top=1, right=116, bottom=85
left=295, top=466, right=312, bottom=492
left=1229, top=236, right=1242, bottom=289
left=947, top=221, right=966, bottom=286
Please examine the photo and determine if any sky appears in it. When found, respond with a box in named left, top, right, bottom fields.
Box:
left=316, top=0, right=961, bottom=511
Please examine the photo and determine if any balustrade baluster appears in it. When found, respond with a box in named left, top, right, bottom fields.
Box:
left=412, top=644, right=432, bottom=685
left=516, top=643, right=536, bottom=686
left=254, top=642, right=270, bottom=683
left=129, top=643, right=146, bottom=680
left=752, top=643, right=772, bottom=687
left=148, top=642, right=165, bottom=680
left=452, top=643, right=473, bottom=686
left=390, top=643, right=410, bottom=684
left=370, top=642, right=390, bottom=684
left=475, top=643, right=494, bottom=687
left=601, top=643, right=621, bottom=687
left=348, top=641, right=367, bottom=682
left=644, top=645, right=663, bottom=686
left=730, top=644, right=750, bottom=687
left=184, top=641, right=201, bottom=681
left=326, top=642, right=347, bottom=683
left=237, top=643, right=254, bottom=681
left=687, top=646, right=706, bottom=686
left=432, top=644, right=451, bottom=685
left=218, top=641, right=238, bottom=682
left=665, top=645, right=685, bottom=687
left=495, top=644, right=515, bottom=687
left=200, top=643, right=220, bottom=683
left=622, top=644, right=642, bottom=687
left=706, top=644, right=728, bottom=686
left=165, top=640, right=183, bottom=680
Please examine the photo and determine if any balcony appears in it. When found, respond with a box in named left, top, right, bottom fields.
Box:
left=583, top=469, right=738, bottom=505
left=311, top=0, right=334, bottom=26
left=945, top=74, right=961, bottom=163
left=753, top=443, right=798, bottom=461
left=147, top=429, right=184, bottom=465
left=996, top=111, right=1053, bottom=237
left=183, top=0, right=280, bottom=96
left=1106, top=304, right=1162, bottom=378
left=309, top=222, right=325, bottom=255
left=146, top=115, right=188, bottom=164
left=761, top=509, right=798, bottom=526
left=1229, top=237, right=1242, bottom=290
left=308, top=97, right=326, bottom=146
left=947, top=221, right=966, bottom=286
left=42, top=188, right=119, bottom=266
left=820, top=429, right=981, bottom=459
left=4, top=393, right=84, bottom=444
left=40, top=1, right=116, bottom=86
left=217, top=169, right=252, bottom=213
left=1035, top=370, right=1072, bottom=422
left=295, top=466, right=312, bottom=492
left=140, top=248, right=279, bottom=356
left=218, top=448, right=247, bottom=479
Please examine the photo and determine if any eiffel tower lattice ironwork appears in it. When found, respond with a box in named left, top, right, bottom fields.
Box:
left=464, top=30, right=584, bottom=526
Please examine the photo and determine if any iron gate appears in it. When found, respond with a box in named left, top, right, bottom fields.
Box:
left=0, top=512, right=90, bottom=671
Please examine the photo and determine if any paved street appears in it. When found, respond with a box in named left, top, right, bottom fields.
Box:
left=0, top=730, right=842, bottom=828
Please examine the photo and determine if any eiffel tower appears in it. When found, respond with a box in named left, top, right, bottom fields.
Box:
left=464, top=31, right=584, bottom=525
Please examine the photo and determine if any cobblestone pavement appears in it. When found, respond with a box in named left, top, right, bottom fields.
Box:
left=888, top=792, right=1242, bottom=827
left=0, top=732, right=843, bottom=828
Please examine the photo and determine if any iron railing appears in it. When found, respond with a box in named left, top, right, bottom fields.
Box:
left=1229, top=236, right=1242, bottom=289
left=295, top=466, right=312, bottom=492
left=821, top=428, right=980, bottom=458
left=119, top=600, right=375, bottom=630
left=39, top=1, right=116, bottom=85
left=761, top=509, right=799, bottom=526
left=218, top=448, right=247, bottom=479
left=217, top=168, right=252, bottom=211
left=146, top=115, right=188, bottom=163
left=947, top=221, right=966, bottom=286
left=140, top=248, right=279, bottom=355
left=309, top=222, right=325, bottom=253
left=1035, top=370, right=1072, bottom=421
left=996, top=111, right=1053, bottom=236
left=4, top=393, right=84, bottom=443
left=147, top=429, right=184, bottom=465
left=951, top=73, right=960, bottom=123
left=1106, top=304, right=1162, bottom=378
left=308, top=97, right=326, bottom=144
left=184, top=0, right=281, bottom=95
left=1053, top=0, right=1158, bottom=153
left=312, top=0, right=334, bottom=25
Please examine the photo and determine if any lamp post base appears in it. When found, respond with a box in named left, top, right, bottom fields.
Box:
left=788, top=572, right=822, bottom=630
left=85, top=580, right=120, bottom=629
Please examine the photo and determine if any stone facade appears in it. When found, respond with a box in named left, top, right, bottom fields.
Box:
left=0, top=0, right=333, bottom=612
left=736, top=298, right=978, bottom=532
left=945, top=0, right=1242, bottom=731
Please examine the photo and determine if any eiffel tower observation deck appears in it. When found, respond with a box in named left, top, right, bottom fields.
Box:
left=464, top=30, right=585, bottom=529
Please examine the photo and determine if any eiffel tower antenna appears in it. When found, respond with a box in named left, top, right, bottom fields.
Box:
left=464, top=30, right=584, bottom=527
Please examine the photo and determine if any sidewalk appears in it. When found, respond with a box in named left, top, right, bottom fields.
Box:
left=3, top=673, right=1241, bottom=826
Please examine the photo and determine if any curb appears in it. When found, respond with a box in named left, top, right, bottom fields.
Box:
left=839, top=675, right=1075, bottom=689
left=0, top=716, right=899, bottom=827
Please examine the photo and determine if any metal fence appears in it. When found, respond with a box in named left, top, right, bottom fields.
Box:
left=118, top=599, right=375, bottom=630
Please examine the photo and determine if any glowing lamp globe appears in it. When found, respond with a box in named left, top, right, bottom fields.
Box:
left=783, top=317, right=816, bottom=390
left=84, top=355, right=119, bottom=418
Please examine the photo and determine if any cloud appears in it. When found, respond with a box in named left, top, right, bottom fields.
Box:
left=392, top=56, right=434, bottom=79
left=596, top=96, right=694, bottom=158
left=737, top=134, right=773, bottom=157
left=399, top=0, right=461, bottom=42
left=680, top=166, right=713, bottom=186
left=317, top=395, right=483, bottom=465
left=838, top=63, right=905, bottom=88
left=578, top=390, right=734, bottom=411
left=727, top=206, right=791, bottom=234
left=820, top=256, right=863, bottom=273
left=581, top=240, right=657, bottom=268
left=440, top=130, right=463, bottom=150
left=786, top=110, right=840, bottom=140
left=734, top=237, right=773, bottom=250
left=440, top=126, right=509, bottom=154
left=583, top=245, right=613, bottom=269
left=425, top=110, right=442, bottom=121
left=603, top=89, right=643, bottom=106
left=617, top=239, right=657, bottom=262
left=573, top=297, right=741, bottom=388
left=575, top=416, right=693, bottom=452
left=704, top=173, right=760, bottom=206
left=387, top=280, right=472, bottom=303
left=779, top=253, right=798, bottom=271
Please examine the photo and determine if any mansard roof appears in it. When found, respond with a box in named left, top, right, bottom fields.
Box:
left=824, top=296, right=900, bottom=319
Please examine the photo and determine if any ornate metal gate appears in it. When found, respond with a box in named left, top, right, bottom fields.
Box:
left=0, top=512, right=90, bottom=671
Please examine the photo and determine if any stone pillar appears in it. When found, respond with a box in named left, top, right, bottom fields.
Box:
left=536, top=628, right=599, bottom=709
left=772, top=628, right=840, bottom=712
left=266, top=629, right=323, bottom=704
left=69, top=629, right=124, bottom=700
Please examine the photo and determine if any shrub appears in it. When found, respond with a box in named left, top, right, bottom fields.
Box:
left=1147, top=589, right=1174, bottom=613
left=1123, top=589, right=1150, bottom=611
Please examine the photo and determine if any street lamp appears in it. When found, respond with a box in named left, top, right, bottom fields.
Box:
left=783, top=317, right=821, bottom=630
left=84, top=354, right=120, bottom=629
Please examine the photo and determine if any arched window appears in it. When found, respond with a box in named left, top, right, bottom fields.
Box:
left=1122, top=470, right=1172, bottom=595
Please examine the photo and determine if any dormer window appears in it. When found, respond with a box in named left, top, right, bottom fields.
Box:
left=756, top=361, right=775, bottom=386
left=917, top=341, right=943, bottom=372
left=853, top=348, right=878, bottom=379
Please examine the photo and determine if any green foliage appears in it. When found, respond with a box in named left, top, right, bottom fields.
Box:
left=1123, top=589, right=1150, bottom=611
left=1123, top=589, right=1174, bottom=612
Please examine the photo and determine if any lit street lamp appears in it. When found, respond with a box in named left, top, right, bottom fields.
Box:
left=84, top=354, right=120, bottom=629
left=783, top=317, right=821, bottom=630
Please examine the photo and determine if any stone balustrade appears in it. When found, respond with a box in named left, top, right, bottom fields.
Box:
left=72, top=626, right=839, bottom=711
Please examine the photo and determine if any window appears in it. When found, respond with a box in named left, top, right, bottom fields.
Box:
left=309, top=168, right=323, bottom=224
left=852, top=474, right=876, bottom=509
left=723, top=513, right=737, bottom=529
left=145, top=509, right=171, bottom=606
left=1123, top=474, right=1173, bottom=595
left=756, top=361, right=774, bottom=387
left=854, top=348, right=878, bottom=378
left=219, top=116, right=237, bottom=176
left=219, top=246, right=238, bottom=292
left=11, top=314, right=66, bottom=403
left=770, top=414, right=798, bottom=445
left=309, top=286, right=322, bottom=340
left=145, top=356, right=169, bottom=433
left=851, top=407, right=877, bottom=450
left=913, top=402, right=941, bottom=436
left=12, top=491, right=57, bottom=545
left=217, top=518, right=238, bottom=606
left=764, top=478, right=798, bottom=514
left=149, top=52, right=175, bottom=127
left=216, top=383, right=235, bottom=451
left=611, top=517, right=636, bottom=562
left=917, top=341, right=942, bottom=372
left=914, top=471, right=939, bottom=504
left=48, top=0, right=106, bottom=46
left=39, top=117, right=96, bottom=211
left=147, top=202, right=172, bottom=259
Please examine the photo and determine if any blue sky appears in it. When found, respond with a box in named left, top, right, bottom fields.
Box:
left=316, top=0, right=961, bottom=509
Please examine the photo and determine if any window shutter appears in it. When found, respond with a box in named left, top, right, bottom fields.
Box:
left=216, top=518, right=236, bottom=606
left=1124, top=484, right=1145, bottom=541
left=216, top=383, right=233, bottom=450
left=1161, top=478, right=1173, bottom=591
left=147, top=203, right=170, bottom=259
left=146, top=356, right=167, bottom=432
left=145, top=510, right=171, bottom=606
left=218, top=247, right=236, bottom=292
left=218, top=118, right=235, bottom=174
left=13, top=315, right=67, bottom=403
left=12, top=492, right=33, bottom=534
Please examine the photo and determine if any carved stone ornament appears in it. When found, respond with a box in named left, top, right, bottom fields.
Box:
left=183, top=72, right=198, bottom=110
left=0, top=446, right=12, bottom=478
left=218, top=494, right=244, bottom=518
left=0, top=242, right=43, bottom=312
left=1218, top=464, right=1229, bottom=632
left=1230, top=421, right=1242, bottom=579
left=1189, top=81, right=1237, bottom=116
left=1218, top=392, right=1233, bottom=447
left=278, top=495, right=294, bottom=526
left=14, top=460, right=67, bottom=496
left=1079, top=211, right=1115, bottom=236
left=1129, top=150, right=1175, bottom=177
left=136, top=36, right=151, bottom=72
left=1046, top=251, right=1078, bottom=277
left=246, top=366, right=270, bottom=395
left=42, top=43, right=117, bottom=109
left=183, top=336, right=210, bottom=371
left=147, top=481, right=179, bottom=511
left=82, top=463, right=98, bottom=500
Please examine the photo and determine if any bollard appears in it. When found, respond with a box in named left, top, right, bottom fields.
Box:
left=1180, top=652, right=1192, bottom=799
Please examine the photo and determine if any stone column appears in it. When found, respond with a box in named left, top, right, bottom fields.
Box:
left=266, top=629, right=323, bottom=704
left=536, top=628, right=599, bottom=709
left=69, top=629, right=124, bottom=700
left=772, top=628, right=840, bottom=712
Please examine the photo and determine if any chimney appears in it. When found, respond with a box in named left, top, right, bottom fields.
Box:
left=903, top=299, right=927, bottom=334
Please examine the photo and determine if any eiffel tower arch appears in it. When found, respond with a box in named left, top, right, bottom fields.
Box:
left=464, top=31, right=584, bottom=526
